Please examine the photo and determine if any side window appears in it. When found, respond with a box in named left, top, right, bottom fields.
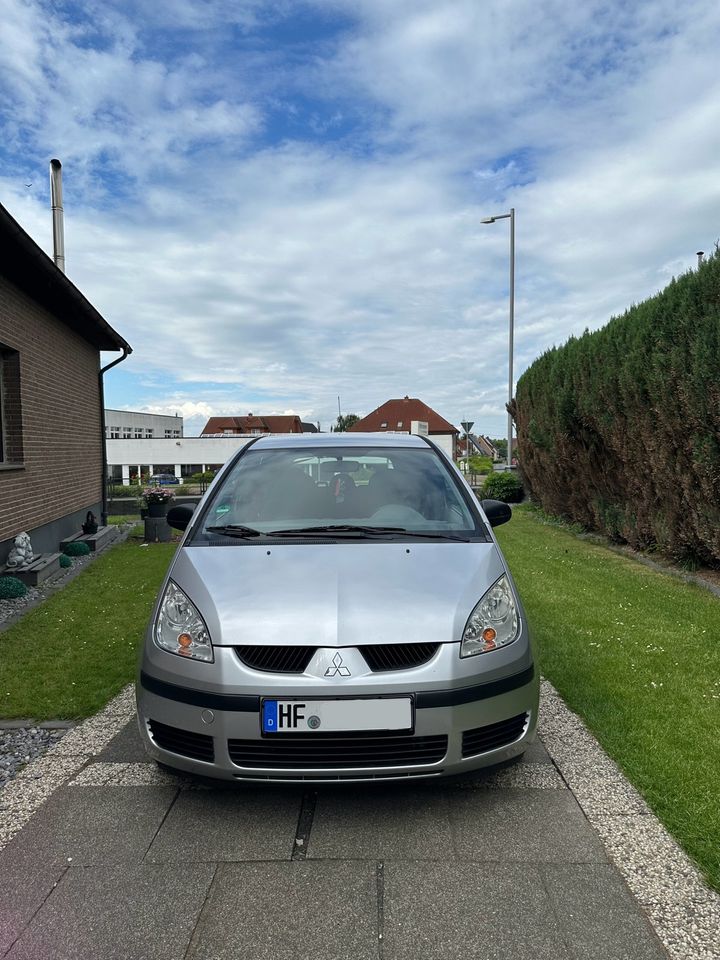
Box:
left=0, top=345, right=23, bottom=464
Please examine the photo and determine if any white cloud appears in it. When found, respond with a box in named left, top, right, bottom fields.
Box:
left=2, top=0, right=720, bottom=438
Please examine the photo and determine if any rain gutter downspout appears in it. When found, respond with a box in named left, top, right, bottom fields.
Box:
left=99, top=346, right=132, bottom=525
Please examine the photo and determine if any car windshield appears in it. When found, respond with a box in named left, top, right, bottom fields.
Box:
left=193, top=445, right=483, bottom=541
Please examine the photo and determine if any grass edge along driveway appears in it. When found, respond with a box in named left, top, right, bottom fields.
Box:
left=0, top=534, right=176, bottom=720
left=496, top=506, right=720, bottom=893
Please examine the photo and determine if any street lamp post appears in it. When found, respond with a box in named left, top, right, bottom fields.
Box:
left=482, top=208, right=515, bottom=468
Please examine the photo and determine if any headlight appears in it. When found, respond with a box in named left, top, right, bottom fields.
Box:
left=461, top=574, right=519, bottom=657
left=154, top=581, right=213, bottom=662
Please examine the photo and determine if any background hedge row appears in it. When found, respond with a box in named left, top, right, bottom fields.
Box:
left=512, top=250, right=720, bottom=566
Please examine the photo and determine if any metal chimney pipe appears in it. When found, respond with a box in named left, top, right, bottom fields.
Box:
left=49, top=159, right=65, bottom=273
left=697, top=251, right=705, bottom=269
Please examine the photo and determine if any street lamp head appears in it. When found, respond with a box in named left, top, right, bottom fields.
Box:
left=481, top=217, right=496, bottom=224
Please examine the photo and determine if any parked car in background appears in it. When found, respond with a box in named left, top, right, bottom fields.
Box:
left=137, top=433, right=538, bottom=782
left=148, top=474, right=180, bottom=486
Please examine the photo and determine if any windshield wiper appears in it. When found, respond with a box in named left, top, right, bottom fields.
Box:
left=266, top=524, right=472, bottom=541
left=267, top=524, right=407, bottom=538
left=205, top=524, right=261, bottom=538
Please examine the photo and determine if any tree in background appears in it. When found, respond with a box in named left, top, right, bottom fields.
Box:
left=491, top=438, right=508, bottom=460
left=333, top=414, right=360, bottom=432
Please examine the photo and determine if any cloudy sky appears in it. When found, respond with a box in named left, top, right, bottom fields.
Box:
left=1, top=0, right=719, bottom=437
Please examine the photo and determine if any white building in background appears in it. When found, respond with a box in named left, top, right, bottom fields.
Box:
left=106, top=435, right=253, bottom=484
left=104, top=408, right=183, bottom=440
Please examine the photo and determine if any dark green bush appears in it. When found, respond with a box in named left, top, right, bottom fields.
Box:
left=0, top=576, right=28, bottom=599
left=481, top=471, right=524, bottom=503
left=59, top=554, right=72, bottom=568
left=512, top=250, right=720, bottom=565
left=64, top=542, right=91, bottom=557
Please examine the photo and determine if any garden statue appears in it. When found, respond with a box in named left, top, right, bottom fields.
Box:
left=6, top=531, right=34, bottom=568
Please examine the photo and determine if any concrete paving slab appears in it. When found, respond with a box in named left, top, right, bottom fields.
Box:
left=0, top=855, right=66, bottom=956
left=383, top=862, right=571, bottom=960
left=4, top=786, right=178, bottom=868
left=522, top=736, right=554, bottom=764
left=308, top=786, right=453, bottom=859
left=146, top=787, right=302, bottom=862
left=95, top=718, right=150, bottom=763
left=541, top=863, right=668, bottom=959
left=448, top=788, right=608, bottom=863
left=186, top=861, right=378, bottom=960
left=5, top=863, right=215, bottom=960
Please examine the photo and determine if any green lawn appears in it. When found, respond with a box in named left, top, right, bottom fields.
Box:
left=0, top=534, right=176, bottom=720
left=496, top=506, right=720, bottom=891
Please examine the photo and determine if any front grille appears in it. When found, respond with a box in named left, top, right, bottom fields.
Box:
left=361, top=643, right=439, bottom=672
left=462, top=712, right=528, bottom=758
left=235, top=646, right=315, bottom=673
left=234, top=643, right=439, bottom=674
left=148, top=719, right=215, bottom=762
left=228, top=733, right=448, bottom=769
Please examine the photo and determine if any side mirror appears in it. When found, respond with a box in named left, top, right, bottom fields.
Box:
left=480, top=499, right=512, bottom=528
left=167, top=504, right=195, bottom=531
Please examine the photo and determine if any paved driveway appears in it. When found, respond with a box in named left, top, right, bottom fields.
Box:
left=1, top=715, right=667, bottom=960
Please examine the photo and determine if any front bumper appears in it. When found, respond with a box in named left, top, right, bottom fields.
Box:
left=136, top=646, right=539, bottom=782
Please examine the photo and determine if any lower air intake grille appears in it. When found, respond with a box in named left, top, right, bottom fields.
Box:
left=148, top=719, right=215, bottom=762
left=235, top=646, right=315, bottom=673
left=462, top=713, right=528, bottom=758
left=228, top=734, right=448, bottom=769
left=361, top=643, right=440, bottom=672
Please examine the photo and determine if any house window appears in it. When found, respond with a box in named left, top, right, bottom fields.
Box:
left=380, top=421, right=388, bottom=428
left=123, top=429, right=132, bottom=439
left=110, top=426, right=120, bottom=439
left=145, top=428, right=154, bottom=437
left=0, top=346, right=23, bottom=464
left=397, top=421, right=403, bottom=428
left=165, top=430, right=173, bottom=438
left=173, top=430, right=181, bottom=437
left=134, top=428, right=143, bottom=438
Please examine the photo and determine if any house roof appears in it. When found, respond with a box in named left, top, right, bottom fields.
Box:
left=0, top=201, right=130, bottom=352
left=201, top=415, right=303, bottom=435
left=349, top=397, right=459, bottom=435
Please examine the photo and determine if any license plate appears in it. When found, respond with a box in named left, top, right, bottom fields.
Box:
left=261, top=697, right=413, bottom=734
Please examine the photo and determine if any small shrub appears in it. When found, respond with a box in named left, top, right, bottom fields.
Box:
left=0, top=576, right=28, bottom=599
left=468, top=455, right=493, bottom=475
left=482, top=471, right=524, bottom=503
left=59, top=554, right=72, bottom=568
left=64, top=542, right=91, bottom=557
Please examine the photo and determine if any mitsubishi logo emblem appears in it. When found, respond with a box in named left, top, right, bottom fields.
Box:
left=324, top=652, right=351, bottom=677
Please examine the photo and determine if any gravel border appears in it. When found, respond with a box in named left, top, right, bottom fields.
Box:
left=0, top=679, right=718, bottom=959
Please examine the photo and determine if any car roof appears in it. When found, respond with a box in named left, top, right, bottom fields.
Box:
left=250, top=432, right=431, bottom=450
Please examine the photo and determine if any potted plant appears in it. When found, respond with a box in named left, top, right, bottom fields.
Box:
left=142, top=486, right=176, bottom=518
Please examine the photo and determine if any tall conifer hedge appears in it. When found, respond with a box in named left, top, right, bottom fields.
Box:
left=512, top=251, right=720, bottom=565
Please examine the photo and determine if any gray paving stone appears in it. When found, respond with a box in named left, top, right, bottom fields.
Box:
left=308, top=786, right=453, bottom=859
left=4, top=786, right=178, bottom=867
left=187, top=861, right=378, bottom=960
left=146, top=787, right=302, bottom=862
left=541, top=864, right=668, bottom=959
left=6, top=863, right=215, bottom=960
left=0, top=855, right=67, bottom=956
left=522, top=736, right=554, bottom=764
left=95, top=718, right=151, bottom=763
left=448, top=788, right=608, bottom=863
left=383, top=862, right=571, bottom=959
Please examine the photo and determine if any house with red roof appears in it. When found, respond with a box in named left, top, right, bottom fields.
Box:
left=200, top=414, right=304, bottom=436
left=349, top=397, right=459, bottom=458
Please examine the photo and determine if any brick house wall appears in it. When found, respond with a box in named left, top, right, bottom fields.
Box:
left=0, top=275, right=102, bottom=555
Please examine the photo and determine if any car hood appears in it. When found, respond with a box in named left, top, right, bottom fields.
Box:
left=170, top=541, right=507, bottom=647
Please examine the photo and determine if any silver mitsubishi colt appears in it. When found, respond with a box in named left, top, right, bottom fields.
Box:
left=136, top=433, right=538, bottom=782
